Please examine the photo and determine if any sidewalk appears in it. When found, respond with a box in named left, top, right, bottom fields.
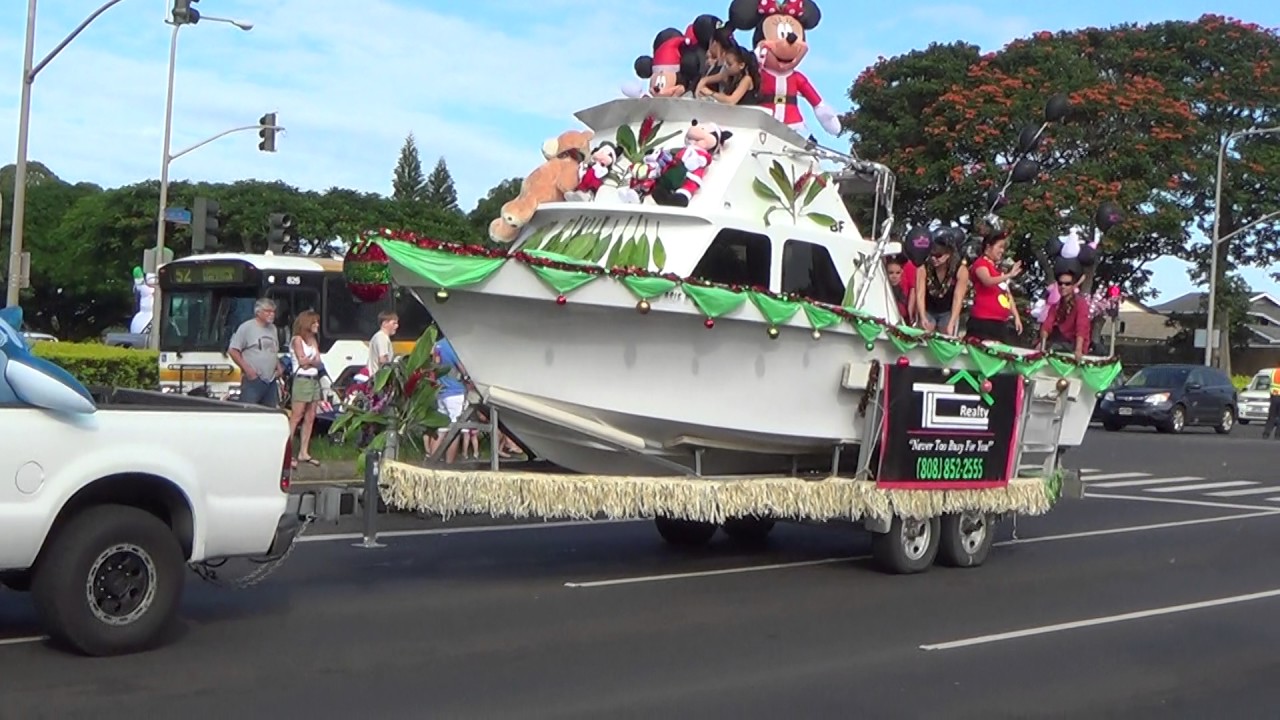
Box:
left=291, top=459, right=359, bottom=485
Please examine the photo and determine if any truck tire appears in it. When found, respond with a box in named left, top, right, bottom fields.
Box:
left=721, top=517, right=775, bottom=544
left=31, top=504, right=185, bottom=657
left=0, top=571, right=32, bottom=592
left=654, top=517, right=718, bottom=547
left=871, top=515, right=939, bottom=574
left=936, top=512, right=995, bottom=568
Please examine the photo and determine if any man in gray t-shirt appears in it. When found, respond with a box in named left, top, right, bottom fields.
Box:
left=228, top=298, right=283, bottom=407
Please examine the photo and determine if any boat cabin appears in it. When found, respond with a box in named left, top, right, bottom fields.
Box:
left=511, top=97, right=903, bottom=323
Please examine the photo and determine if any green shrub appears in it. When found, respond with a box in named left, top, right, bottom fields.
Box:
left=1232, top=374, right=1255, bottom=390
left=32, top=342, right=158, bottom=390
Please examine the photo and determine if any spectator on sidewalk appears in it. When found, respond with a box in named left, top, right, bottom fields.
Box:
left=367, top=311, right=399, bottom=377
left=425, top=335, right=466, bottom=463
left=228, top=298, right=283, bottom=407
left=288, top=310, right=324, bottom=467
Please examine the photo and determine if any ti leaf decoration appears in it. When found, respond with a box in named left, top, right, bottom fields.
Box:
left=616, top=124, right=639, bottom=161
left=801, top=176, right=825, bottom=208
left=652, top=234, right=667, bottom=272
left=769, top=160, right=796, bottom=204
left=753, top=178, right=783, bottom=203
left=805, top=212, right=837, bottom=229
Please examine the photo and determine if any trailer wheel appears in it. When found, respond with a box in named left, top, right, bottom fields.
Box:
left=31, top=504, right=185, bottom=657
left=871, top=515, right=939, bottom=574
left=654, top=517, right=718, bottom=547
left=936, top=512, right=994, bottom=568
left=721, top=517, right=775, bottom=545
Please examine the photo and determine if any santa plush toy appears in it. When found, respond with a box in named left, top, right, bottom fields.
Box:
left=564, top=142, right=620, bottom=202
left=650, top=120, right=733, bottom=207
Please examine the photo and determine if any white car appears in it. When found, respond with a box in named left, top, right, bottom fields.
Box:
left=1238, top=369, right=1275, bottom=424
left=0, top=307, right=300, bottom=657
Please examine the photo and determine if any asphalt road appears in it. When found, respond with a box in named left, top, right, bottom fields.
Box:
left=2, top=426, right=1280, bottom=719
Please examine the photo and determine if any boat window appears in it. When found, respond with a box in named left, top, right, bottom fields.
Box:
left=691, top=229, right=770, bottom=287
left=322, top=274, right=386, bottom=340
left=394, top=287, right=436, bottom=340
left=781, top=240, right=845, bottom=305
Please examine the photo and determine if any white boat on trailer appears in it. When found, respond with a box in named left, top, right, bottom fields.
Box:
left=363, top=96, right=1119, bottom=574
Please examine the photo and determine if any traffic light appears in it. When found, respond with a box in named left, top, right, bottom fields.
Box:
left=267, top=213, right=294, bottom=253
left=1106, top=285, right=1121, bottom=319
left=171, top=0, right=200, bottom=24
left=191, top=196, right=220, bottom=252
left=258, top=113, right=278, bottom=153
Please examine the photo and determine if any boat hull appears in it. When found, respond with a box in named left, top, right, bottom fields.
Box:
left=393, top=259, right=1097, bottom=476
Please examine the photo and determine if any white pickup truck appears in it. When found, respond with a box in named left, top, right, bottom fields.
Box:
left=0, top=308, right=301, bottom=656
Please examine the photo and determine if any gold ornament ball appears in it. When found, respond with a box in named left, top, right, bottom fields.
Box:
left=767, top=326, right=780, bottom=339
left=1056, top=377, right=1070, bottom=391
left=636, top=300, right=651, bottom=314
left=434, top=289, right=450, bottom=303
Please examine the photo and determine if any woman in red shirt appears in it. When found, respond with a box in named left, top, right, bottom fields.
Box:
left=1038, top=269, right=1091, bottom=361
left=965, top=233, right=1024, bottom=344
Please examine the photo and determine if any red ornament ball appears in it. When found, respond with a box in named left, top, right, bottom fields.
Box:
left=344, top=240, right=391, bottom=303
left=704, top=318, right=715, bottom=329
left=556, top=295, right=567, bottom=305
left=896, top=356, right=910, bottom=366
left=980, top=379, right=993, bottom=393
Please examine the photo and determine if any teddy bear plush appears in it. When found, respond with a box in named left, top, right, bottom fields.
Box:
left=488, top=129, right=595, bottom=243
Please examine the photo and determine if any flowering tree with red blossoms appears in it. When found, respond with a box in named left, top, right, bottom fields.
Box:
left=841, top=15, right=1280, bottom=306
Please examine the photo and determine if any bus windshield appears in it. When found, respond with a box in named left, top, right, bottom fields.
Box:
left=160, top=288, right=259, bottom=352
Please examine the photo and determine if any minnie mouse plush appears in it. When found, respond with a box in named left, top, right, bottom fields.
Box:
left=623, top=27, right=707, bottom=98
left=725, top=0, right=841, bottom=135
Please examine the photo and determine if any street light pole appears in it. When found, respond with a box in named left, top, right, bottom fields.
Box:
left=6, top=0, right=130, bottom=308
left=1204, top=126, right=1280, bottom=367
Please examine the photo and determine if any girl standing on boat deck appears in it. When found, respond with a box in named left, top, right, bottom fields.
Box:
left=884, top=256, right=911, bottom=322
left=696, top=44, right=758, bottom=105
left=914, top=239, right=968, bottom=336
left=966, top=233, right=1023, bottom=344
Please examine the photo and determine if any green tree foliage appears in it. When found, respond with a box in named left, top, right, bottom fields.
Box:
left=841, top=15, right=1280, bottom=305
left=466, top=176, right=521, bottom=238
left=1, top=166, right=514, bottom=340
left=391, top=133, right=426, bottom=202
left=423, top=157, right=459, bottom=212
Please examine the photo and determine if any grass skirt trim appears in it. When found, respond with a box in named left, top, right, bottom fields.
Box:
left=381, top=461, right=1055, bottom=524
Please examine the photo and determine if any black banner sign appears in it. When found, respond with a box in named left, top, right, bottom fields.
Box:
left=876, top=365, right=1023, bottom=489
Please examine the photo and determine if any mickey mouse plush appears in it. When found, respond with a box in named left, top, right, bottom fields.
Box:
left=726, top=0, right=841, bottom=135
left=623, top=27, right=707, bottom=98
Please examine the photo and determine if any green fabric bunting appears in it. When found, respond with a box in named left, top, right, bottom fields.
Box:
left=1080, top=362, right=1123, bottom=392
left=1016, top=356, right=1047, bottom=377
left=803, top=303, right=842, bottom=331
left=886, top=325, right=926, bottom=353
left=683, top=283, right=746, bottom=318
left=523, top=248, right=595, bottom=267
left=621, top=275, right=678, bottom=300
left=378, top=239, right=505, bottom=288
left=851, top=317, right=881, bottom=343
left=926, top=336, right=965, bottom=364
left=1046, top=354, right=1077, bottom=377
left=748, top=291, right=801, bottom=325
left=528, top=265, right=597, bottom=295
left=969, top=346, right=1008, bottom=377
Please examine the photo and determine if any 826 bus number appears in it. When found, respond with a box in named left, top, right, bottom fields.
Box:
left=915, top=456, right=985, bottom=481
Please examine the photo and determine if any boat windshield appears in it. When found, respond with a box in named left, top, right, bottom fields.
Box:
left=159, top=288, right=259, bottom=352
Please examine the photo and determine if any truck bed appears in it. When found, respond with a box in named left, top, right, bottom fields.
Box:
left=87, top=386, right=280, bottom=412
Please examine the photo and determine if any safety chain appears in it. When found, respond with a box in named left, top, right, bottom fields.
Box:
left=190, top=516, right=314, bottom=590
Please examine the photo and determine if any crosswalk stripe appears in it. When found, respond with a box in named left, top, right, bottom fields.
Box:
left=1083, top=472, right=1151, bottom=482
left=1147, top=481, right=1256, bottom=493
left=1090, top=476, right=1202, bottom=488
left=1207, top=486, right=1280, bottom=497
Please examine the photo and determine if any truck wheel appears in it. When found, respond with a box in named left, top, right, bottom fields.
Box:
left=31, top=504, right=185, bottom=657
left=0, top=571, right=32, bottom=592
left=871, top=515, right=939, bottom=574
left=936, top=512, right=995, bottom=568
left=721, top=517, right=775, bottom=545
left=654, top=517, right=718, bottom=547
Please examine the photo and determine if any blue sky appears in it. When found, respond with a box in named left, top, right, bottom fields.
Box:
left=0, top=0, right=1276, bottom=301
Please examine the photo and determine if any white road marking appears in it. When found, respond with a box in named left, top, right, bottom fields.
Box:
left=1083, top=492, right=1280, bottom=512
left=1081, top=472, right=1150, bottom=482
left=920, top=587, right=1280, bottom=651
left=565, top=509, right=1280, bottom=588
left=299, top=518, right=640, bottom=543
left=1207, top=486, right=1280, bottom=497
left=0, top=636, right=44, bottom=647
left=1089, top=476, right=1202, bottom=488
left=1147, top=481, right=1255, bottom=493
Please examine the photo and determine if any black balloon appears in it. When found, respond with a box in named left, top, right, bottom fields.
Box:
left=1045, top=235, right=1063, bottom=258
left=1045, top=93, right=1071, bottom=123
left=944, top=226, right=967, bottom=248
left=1011, top=158, right=1041, bottom=184
left=1017, top=124, right=1043, bottom=154
left=1053, top=255, right=1082, bottom=277
left=985, top=188, right=1007, bottom=212
left=1095, top=201, right=1124, bottom=233
left=904, top=226, right=932, bottom=265
left=1077, top=244, right=1097, bottom=267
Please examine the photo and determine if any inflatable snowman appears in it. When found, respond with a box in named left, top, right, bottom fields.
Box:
left=130, top=266, right=157, bottom=334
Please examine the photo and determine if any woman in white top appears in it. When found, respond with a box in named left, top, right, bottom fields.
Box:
left=288, top=310, right=323, bottom=467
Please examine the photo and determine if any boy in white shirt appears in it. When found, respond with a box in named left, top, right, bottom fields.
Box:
left=367, top=311, right=398, bottom=376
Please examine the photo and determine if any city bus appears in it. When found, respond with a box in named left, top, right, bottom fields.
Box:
left=155, top=252, right=433, bottom=398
